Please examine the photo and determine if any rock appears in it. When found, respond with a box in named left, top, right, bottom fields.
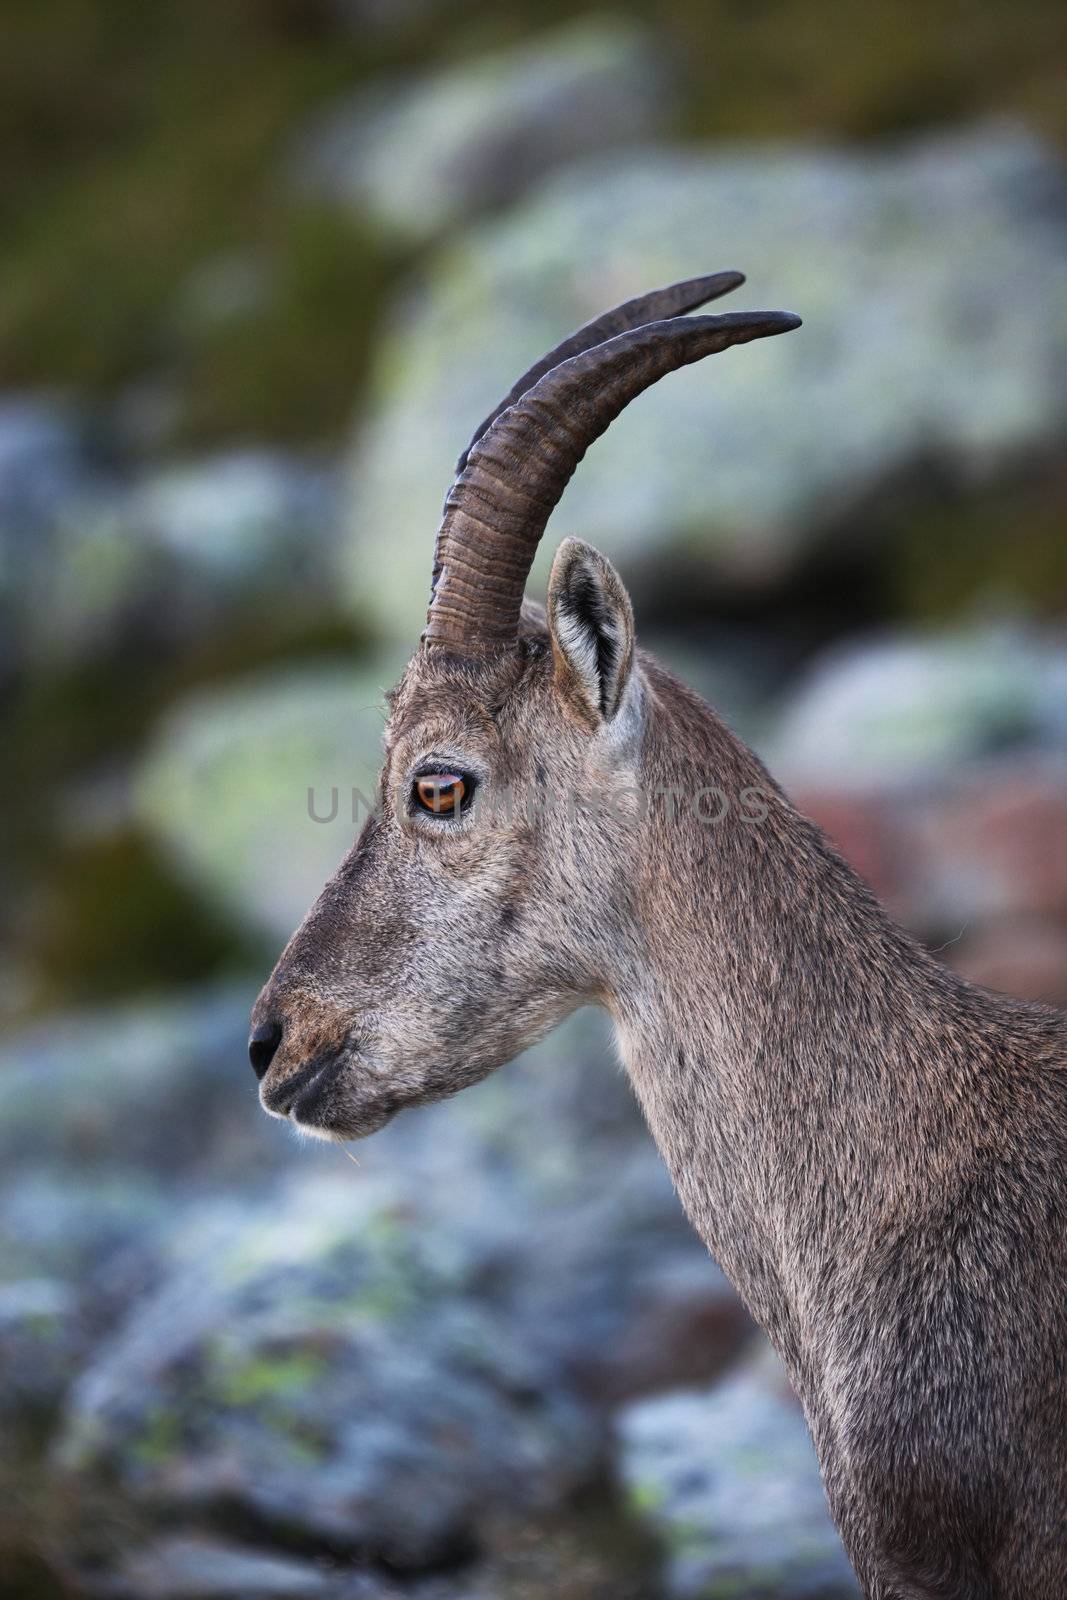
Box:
left=771, top=627, right=1067, bottom=790
left=107, top=1535, right=336, bottom=1599
left=135, top=660, right=403, bottom=939
left=0, top=979, right=294, bottom=1448
left=0, top=396, right=92, bottom=538
left=0, top=1174, right=176, bottom=1459
left=56, top=1172, right=601, bottom=1570
left=770, top=629, right=1067, bottom=943
left=0, top=395, right=146, bottom=673
left=294, top=17, right=668, bottom=243
left=951, top=917, right=1067, bottom=1007
left=0, top=404, right=342, bottom=673
left=41, top=1007, right=746, bottom=1583
left=0, top=1278, right=82, bottom=1443
left=0, top=1171, right=169, bottom=1291
left=912, top=763, right=1067, bottom=921
left=0, top=984, right=279, bottom=1180
left=344, top=124, right=1067, bottom=645
left=618, top=1346, right=859, bottom=1598
left=130, top=449, right=339, bottom=591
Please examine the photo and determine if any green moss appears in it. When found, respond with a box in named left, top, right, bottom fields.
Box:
left=19, top=829, right=265, bottom=1011
left=130, top=1405, right=183, bottom=1467
left=210, top=1350, right=327, bottom=1406
left=627, top=1478, right=667, bottom=1515
left=176, top=209, right=394, bottom=447
left=649, top=0, right=1067, bottom=146
left=0, top=3, right=398, bottom=439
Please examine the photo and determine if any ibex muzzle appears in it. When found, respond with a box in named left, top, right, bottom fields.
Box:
left=252, top=274, right=1067, bottom=1596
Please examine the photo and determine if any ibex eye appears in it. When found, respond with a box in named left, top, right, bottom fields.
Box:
left=413, top=772, right=470, bottom=817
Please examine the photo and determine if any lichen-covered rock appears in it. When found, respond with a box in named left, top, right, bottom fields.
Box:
left=294, top=17, right=668, bottom=242
left=0, top=407, right=342, bottom=673
left=344, top=125, right=1067, bottom=644
left=0, top=1172, right=177, bottom=1463
left=769, top=626, right=1067, bottom=788
left=107, top=1536, right=337, bottom=1599
left=136, top=662, right=402, bottom=938
left=618, top=1347, right=859, bottom=1598
left=0, top=1277, right=83, bottom=1444
left=131, top=449, right=339, bottom=589
left=0, top=984, right=273, bottom=1179
left=56, top=1172, right=601, bottom=1569
left=0, top=984, right=282, bottom=1447
left=32, top=1003, right=745, bottom=1584
left=0, top=396, right=149, bottom=672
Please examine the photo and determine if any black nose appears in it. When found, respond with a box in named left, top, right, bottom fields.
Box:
left=249, top=1018, right=283, bottom=1080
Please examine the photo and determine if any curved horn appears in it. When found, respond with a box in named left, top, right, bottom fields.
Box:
left=423, top=308, right=801, bottom=657
left=454, top=272, right=745, bottom=476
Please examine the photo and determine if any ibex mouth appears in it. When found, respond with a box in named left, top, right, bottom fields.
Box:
left=261, top=1048, right=401, bottom=1142
left=260, top=1050, right=340, bottom=1121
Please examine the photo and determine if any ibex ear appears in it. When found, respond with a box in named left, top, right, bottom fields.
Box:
left=548, top=538, right=635, bottom=724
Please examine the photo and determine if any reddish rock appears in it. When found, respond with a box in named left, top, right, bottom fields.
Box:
left=923, top=767, right=1067, bottom=921
left=791, top=789, right=902, bottom=905
left=951, top=917, right=1067, bottom=1008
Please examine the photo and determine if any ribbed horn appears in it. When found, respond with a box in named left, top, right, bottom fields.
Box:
left=454, top=272, right=745, bottom=477
left=422, top=308, right=801, bottom=657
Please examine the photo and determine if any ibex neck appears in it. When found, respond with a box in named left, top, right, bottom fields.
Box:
left=610, top=659, right=1001, bottom=1365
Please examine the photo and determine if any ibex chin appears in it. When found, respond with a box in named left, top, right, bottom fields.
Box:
left=251, top=273, right=1067, bottom=1597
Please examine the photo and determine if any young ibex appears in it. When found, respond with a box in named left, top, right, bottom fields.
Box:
left=251, top=273, right=1067, bottom=1597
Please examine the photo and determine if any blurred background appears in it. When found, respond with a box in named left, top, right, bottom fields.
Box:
left=2, top=3, right=1065, bottom=1596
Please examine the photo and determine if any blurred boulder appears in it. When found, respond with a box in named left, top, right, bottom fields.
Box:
left=56, top=1172, right=601, bottom=1570
left=0, top=1174, right=175, bottom=1456
left=912, top=763, right=1067, bottom=923
left=0, top=396, right=93, bottom=538
left=136, top=661, right=402, bottom=939
left=295, top=16, right=668, bottom=243
left=0, top=411, right=343, bottom=673
left=131, top=449, right=339, bottom=591
left=103, top=1518, right=653, bottom=1600
left=771, top=625, right=1067, bottom=944
left=0, top=395, right=147, bottom=673
left=0, top=1276, right=83, bottom=1445
left=772, top=626, right=1067, bottom=789
left=952, top=916, right=1067, bottom=1007
left=0, top=1172, right=169, bottom=1298
left=105, top=1536, right=336, bottom=1600
left=618, top=1346, right=859, bottom=1598
left=402, top=1020, right=751, bottom=1404
left=0, top=984, right=273, bottom=1181
left=345, top=124, right=1067, bottom=644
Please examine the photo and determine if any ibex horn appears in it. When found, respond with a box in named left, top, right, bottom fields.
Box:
left=454, top=272, right=745, bottom=477
left=423, top=305, right=801, bottom=657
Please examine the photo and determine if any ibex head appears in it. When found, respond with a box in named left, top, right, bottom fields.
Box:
left=250, top=275, right=800, bottom=1138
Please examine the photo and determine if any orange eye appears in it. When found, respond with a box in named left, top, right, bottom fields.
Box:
left=414, top=772, right=468, bottom=816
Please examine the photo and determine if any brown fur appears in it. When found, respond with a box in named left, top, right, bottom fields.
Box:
left=254, top=537, right=1067, bottom=1597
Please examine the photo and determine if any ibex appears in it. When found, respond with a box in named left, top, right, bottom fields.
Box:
left=251, top=273, right=1067, bottom=1597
